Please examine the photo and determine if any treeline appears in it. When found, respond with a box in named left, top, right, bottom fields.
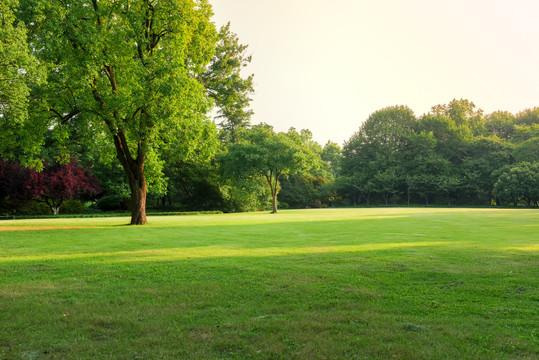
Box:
left=2, top=99, right=538, bottom=216
left=338, top=100, right=539, bottom=207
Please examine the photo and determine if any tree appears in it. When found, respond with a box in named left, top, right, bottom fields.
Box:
left=200, top=22, right=254, bottom=143
left=397, top=132, right=437, bottom=205
left=460, top=137, right=513, bottom=204
left=321, top=141, right=343, bottom=178
left=220, top=124, right=306, bottom=213
left=413, top=154, right=450, bottom=206
left=513, top=138, right=539, bottom=164
left=430, top=98, right=484, bottom=133
left=484, top=111, right=516, bottom=140
left=437, top=174, right=462, bottom=206
left=30, top=159, right=101, bottom=215
left=277, top=131, right=333, bottom=209
left=342, top=106, right=416, bottom=205
left=374, top=169, right=399, bottom=205
left=515, top=107, right=539, bottom=126
left=494, top=162, right=539, bottom=207
left=417, top=114, right=471, bottom=164
left=19, top=0, right=219, bottom=224
left=0, top=0, right=43, bottom=162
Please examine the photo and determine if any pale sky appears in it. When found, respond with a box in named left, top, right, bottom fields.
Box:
left=210, top=0, right=539, bottom=146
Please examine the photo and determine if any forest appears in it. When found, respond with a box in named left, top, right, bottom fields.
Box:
left=1, top=0, right=538, bottom=220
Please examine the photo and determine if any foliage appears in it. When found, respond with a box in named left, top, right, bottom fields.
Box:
left=0, top=158, right=33, bottom=215
left=0, top=0, right=44, bottom=163
left=494, top=162, right=539, bottom=207
left=342, top=105, right=417, bottom=205
left=340, top=100, right=537, bottom=207
left=95, top=194, right=128, bottom=212
left=220, top=124, right=310, bottom=213
left=513, top=138, right=539, bottom=163
left=430, top=98, right=484, bottom=133
left=30, top=159, right=101, bottom=215
left=484, top=111, right=516, bottom=140
left=321, top=141, right=343, bottom=178
left=200, top=22, right=254, bottom=142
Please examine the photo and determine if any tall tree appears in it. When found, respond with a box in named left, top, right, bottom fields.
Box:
left=200, top=22, right=254, bottom=143
left=19, top=0, right=219, bottom=224
left=342, top=105, right=416, bottom=205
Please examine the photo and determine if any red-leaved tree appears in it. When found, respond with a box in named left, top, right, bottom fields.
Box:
left=30, top=159, right=101, bottom=215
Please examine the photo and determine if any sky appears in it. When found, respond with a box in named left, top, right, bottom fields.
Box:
left=209, top=0, right=539, bottom=146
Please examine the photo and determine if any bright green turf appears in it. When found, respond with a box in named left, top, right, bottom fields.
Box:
left=0, top=208, right=537, bottom=359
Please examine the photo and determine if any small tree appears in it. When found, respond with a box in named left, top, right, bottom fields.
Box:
left=30, top=159, right=101, bottom=215
left=220, top=124, right=306, bottom=213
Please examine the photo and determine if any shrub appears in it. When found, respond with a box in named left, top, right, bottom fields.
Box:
left=96, top=195, right=127, bottom=211
left=60, top=200, right=87, bottom=214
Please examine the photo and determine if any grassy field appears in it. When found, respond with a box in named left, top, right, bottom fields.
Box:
left=0, top=208, right=537, bottom=359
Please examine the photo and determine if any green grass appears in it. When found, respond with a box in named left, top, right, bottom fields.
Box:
left=0, top=208, right=537, bottom=359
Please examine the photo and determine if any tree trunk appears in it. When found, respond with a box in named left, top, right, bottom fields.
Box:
left=272, top=170, right=281, bottom=213
left=272, top=191, right=278, bottom=213
left=44, top=199, right=62, bottom=215
left=126, top=164, right=147, bottom=225
left=266, top=169, right=280, bottom=214
left=111, top=131, right=148, bottom=225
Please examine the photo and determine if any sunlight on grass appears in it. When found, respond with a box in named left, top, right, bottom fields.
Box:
left=503, top=244, right=539, bottom=251
left=0, top=241, right=460, bottom=263
left=1, top=208, right=536, bottom=230
left=1, top=208, right=537, bottom=359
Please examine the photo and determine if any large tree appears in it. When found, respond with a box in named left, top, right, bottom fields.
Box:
left=19, top=0, right=219, bottom=224
left=342, top=105, right=416, bottom=205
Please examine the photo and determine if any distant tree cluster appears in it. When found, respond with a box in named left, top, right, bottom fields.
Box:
left=339, top=100, right=539, bottom=207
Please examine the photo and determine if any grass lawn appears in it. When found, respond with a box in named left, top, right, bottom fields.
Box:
left=0, top=208, right=537, bottom=359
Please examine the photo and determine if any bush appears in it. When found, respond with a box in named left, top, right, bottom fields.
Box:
left=96, top=195, right=128, bottom=211
left=60, top=200, right=87, bottom=214
left=16, top=201, right=51, bottom=215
